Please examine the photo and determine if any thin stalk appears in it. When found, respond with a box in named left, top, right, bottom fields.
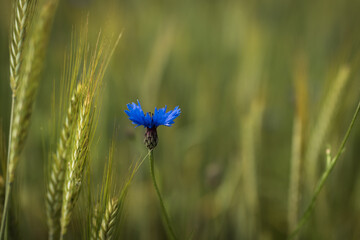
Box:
left=149, top=150, right=177, bottom=240
left=289, top=100, right=360, bottom=239
left=0, top=96, right=15, bottom=240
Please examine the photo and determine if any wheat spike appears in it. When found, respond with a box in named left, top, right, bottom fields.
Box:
left=46, top=84, right=83, bottom=240
left=98, top=198, right=120, bottom=240
left=8, top=0, right=58, bottom=183
left=58, top=27, right=120, bottom=239
left=90, top=203, right=101, bottom=240
left=60, top=94, right=92, bottom=238
left=9, top=0, right=35, bottom=92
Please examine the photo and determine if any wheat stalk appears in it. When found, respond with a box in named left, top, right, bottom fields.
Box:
left=46, top=84, right=83, bottom=240
left=0, top=125, right=6, bottom=175
left=290, top=100, right=360, bottom=238
left=238, top=94, right=265, bottom=239
left=304, top=66, right=350, bottom=192
left=0, top=127, right=5, bottom=225
left=0, top=177, right=4, bottom=225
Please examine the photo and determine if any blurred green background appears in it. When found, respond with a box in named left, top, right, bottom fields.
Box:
left=1, top=0, right=360, bottom=239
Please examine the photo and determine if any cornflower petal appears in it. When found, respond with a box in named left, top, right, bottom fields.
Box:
left=125, top=100, right=149, bottom=127
left=125, top=100, right=181, bottom=128
left=153, top=105, right=181, bottom=127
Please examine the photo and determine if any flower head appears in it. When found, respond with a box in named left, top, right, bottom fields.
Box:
left=125, top=100, right=181, bottom=150
left=125, top=100, right=181, bottom=129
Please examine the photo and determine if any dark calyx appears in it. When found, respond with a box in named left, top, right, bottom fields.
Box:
left=144, top=127, right=158, bottom=150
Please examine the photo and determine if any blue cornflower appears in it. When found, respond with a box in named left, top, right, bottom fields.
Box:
left=125, top=100, right=181, bottom=128
left=125, top=100, right=181, bottom=149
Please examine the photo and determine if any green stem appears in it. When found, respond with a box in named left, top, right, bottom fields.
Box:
left=149, top=150, right=177, bottom=240
left=0, top=95, right=15, bottom=240
left=289, top=100, right=360, bottom=239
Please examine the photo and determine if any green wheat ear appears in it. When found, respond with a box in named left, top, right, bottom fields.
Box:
left=90, top=143, right=116, bottom=240
left=46, top=84, right=83, bottom=240
left=90, top=202, right=101, bottom=240
left=8, top=0, right=58, bottom=183
left=60, top=91, right=93, bottom=239
left=97, top=197, right=120, bottom=240
left=58, top=27, right=121, bottom=239
left=9, top=0, right=36, bottom=92
left=1, top=0, right=58, bottom=237
left=90, top=143, right=147, bottom=240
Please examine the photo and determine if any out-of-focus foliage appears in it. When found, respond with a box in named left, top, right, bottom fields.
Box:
left=1, top=0, right=360, bottom=239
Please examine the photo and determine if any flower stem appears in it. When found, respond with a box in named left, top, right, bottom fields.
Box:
left=149, top=150, right=177, bottom=240
left=289, top=100, right=360, bottom=239
left=0, top=95, right=15, bottom=240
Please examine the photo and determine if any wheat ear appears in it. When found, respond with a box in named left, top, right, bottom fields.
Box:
left=90, top=145, right=114, bottom=240
left=97, top=198, right=120, bottom=240
left=46, top=84, right=83, bottom=240
left=1, top=0, right=58, bottom=238
left=60, top=93, right=92, bottom=239
left=90, top=203, right=101, bottom=240
left=9, top=0, right=35, bottom=92
left=8, top=0, right=58, bottom=184
left=58, top=28, right=121, bottom=239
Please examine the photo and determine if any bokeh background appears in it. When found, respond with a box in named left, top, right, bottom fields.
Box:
left=1, top=0, right=360, bottom=239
